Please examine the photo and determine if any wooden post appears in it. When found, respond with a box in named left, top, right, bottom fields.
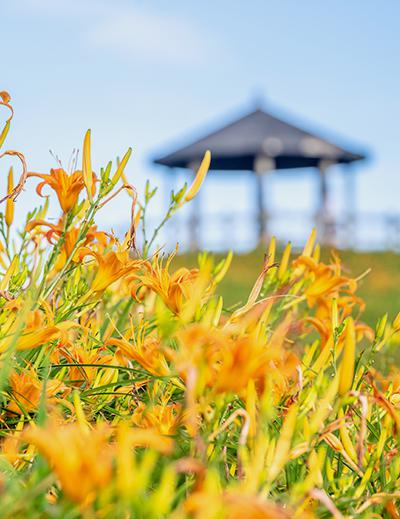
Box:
left=345, top=163, right=356, bottom=240
left=188, top=161, right=201, bottom=251
left=254, top=156, right=275, bottom=246
left=317, top=160, right=334, bottom=244
left=255, top=173, right=267, bottom=245
left=166, top=168, right=176, bottom=251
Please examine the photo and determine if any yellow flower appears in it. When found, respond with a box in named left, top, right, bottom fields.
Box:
left=28, top=168, right=95, bottom=213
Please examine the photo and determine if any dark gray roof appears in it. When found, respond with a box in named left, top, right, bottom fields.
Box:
left=153, top=108, right=366, bottom=171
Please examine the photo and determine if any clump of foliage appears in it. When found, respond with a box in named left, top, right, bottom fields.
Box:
left=0, top=91, right=399, bottom=518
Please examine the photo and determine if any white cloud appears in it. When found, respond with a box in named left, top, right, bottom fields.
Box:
left=12, top=0, right=217, bottom=67
left=87, top=6, right=210, bottom=66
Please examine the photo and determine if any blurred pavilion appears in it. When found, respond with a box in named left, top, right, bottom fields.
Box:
left=153, top=103, right=368, bottom=250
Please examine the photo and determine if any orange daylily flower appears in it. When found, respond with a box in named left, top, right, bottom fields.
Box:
left=1, top=428, right=23, bottom=466
left=305, top=313, right=372, bottom=349
left=0, top=322, right=75, bottom=352
left=174, top=322, right=298, bottom=397
left=28, top=168, right=96, bottom=213
left=54, top=343, right=115, bottom=387
left=79, top=247, right=141, bottom=293
left=185, top=490, right=293, bottom=519
left=108, top=333, right=170, bottom=377
left=26, top=219, right=109, bottom=271
left=294, top=255, right=358, bottom=307
left=131, top=252, right=199, bottom=314
left=213, top=335, right=273, bottom=394
left=23, top=421, right=113, bottom=505
left=131, top=400, right=181, bottom=435
left=313, top=294, right=365, bottom=326
left=370, top=367, right=400, bottom=400
left=7, top=369, right=66, bottom=414
left=119, top=425, right=174, bottom=455
left=0, top=304, right=78, bottom=353
left=24, top=420, right=172, bottom=506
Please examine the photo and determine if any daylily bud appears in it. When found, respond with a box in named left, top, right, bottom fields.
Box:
left=5, top=166, right=14, bottom=227
left=267, top=235, right=276, bottom=265
left=325, top=457, right=335, bottom=483
left=278, top=241, right=291, bottom=280
left=331, top=297, right=338, bottom=333
left=214, top=250, right=233, bottom=284
left=111, top=148, right=132, bottom=186
left=339, top=318, right=356, bottom=396
left=393, top=311, right=400, bottom=331
left=150, top=465, right=176, bottom=516
left=312, top=243, right=320, bottom=262
left=0, top=255, right=18, bottom=291
left=376, top=313, right=388, bottom=339
left=212, top=296, right=223, bottom=326
left=307, top=449, right=323, bottom=487
left=303, top=228, right=316, bottom=257
left=338, top=408, right=357, bottom=462
left=134, top=206, right=142, bottom=229
left=184, top=150, right=211, bottom=202
left=375, top=313, right=389, bottom=352
left=82, top=129, right=93, bottom=202
left=0, top=120, right=10, bottom=149
left=267, top=404, right=297, bottom=482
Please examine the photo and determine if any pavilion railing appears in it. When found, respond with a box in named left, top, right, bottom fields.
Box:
left=132, top=211, right=400, bottom=253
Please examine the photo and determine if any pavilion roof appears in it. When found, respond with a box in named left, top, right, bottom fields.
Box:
left=153, top=108, right=366, bottom=171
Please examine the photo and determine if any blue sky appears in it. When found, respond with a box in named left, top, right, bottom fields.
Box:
left=2, top=0, right=400, bottom=246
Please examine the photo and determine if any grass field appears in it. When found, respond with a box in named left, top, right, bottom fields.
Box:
left=176, top=247, right=400, bottom=326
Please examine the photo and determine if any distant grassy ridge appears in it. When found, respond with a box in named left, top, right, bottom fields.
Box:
left=176, top=248, right=400, bottom=326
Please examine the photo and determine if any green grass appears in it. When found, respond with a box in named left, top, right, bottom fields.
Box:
left=176, top=248, right=400, bottom=327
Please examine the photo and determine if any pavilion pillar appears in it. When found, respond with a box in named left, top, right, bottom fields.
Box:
left=254, top=156, right=275, bottom=246
left=344, top=164, right=356, bottom=248
left=317, top=160, right=334, bottom=245
left=188, top=161, right=201, bottom=251
left=166, top=168, right=176, bottom=250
